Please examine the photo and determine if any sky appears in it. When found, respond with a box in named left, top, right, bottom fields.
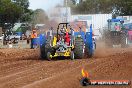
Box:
left=29, top=0, right=64, bottom=11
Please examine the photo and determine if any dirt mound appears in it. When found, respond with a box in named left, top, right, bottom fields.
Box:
left=0, top=49, right=39, bottom=60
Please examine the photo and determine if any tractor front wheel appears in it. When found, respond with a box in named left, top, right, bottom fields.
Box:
left=47, top=52, right=52, bottom=61
left=40, top=44, right=46, bottom=59
left=121, top=33, right=128, bottom=48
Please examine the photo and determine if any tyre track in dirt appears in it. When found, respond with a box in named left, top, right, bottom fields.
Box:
left=23, top=49, right=132, bottom=88
left=22, top=52, right=118, bottom=88
left=0, top=60, right=90, bottom=88
left=0, top=44, right=131, bottom=88
left=22, top=57, right=110, bottom=88
left=0, top=60, right=41, bottom=78
left=23, top=51, right=123, bottom=88
left=0, top=49, right=40, bottom=78
left=0, top=61, right=59, bottom=84
left=0, top=59, right=91, bottom=88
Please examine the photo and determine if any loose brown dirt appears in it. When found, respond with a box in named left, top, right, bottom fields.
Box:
left=0, top=42, right=131, bottom=88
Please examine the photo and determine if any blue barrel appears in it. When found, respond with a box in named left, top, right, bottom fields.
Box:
left=31, top=38, right=39, bottom=49
left=39, top=34, right=46, bottom=47
left=32, top=38, right=39, bottom=45
left=16, top=32, right=22, bottom=36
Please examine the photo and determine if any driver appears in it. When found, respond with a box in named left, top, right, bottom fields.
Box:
left=64, top=29, right=70, bottom=46
left=58, top=25, right=71, bottom=46
left=60, top=25, right=66, bottom=34
left=114, top=23, right=120, bottom=31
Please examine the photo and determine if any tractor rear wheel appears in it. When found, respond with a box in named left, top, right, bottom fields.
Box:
left=40, top=37, right=54, bottom=60
left=74, top=37, right=84, bottom=59
left=45, top=38, right=55, bottom=60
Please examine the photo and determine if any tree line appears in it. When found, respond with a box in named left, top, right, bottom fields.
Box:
left=70, top=0, right=132, bottom=16
left=0, top=0, right=48, bottom=28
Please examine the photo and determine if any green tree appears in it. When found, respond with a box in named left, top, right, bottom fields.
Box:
left=0, top=0, right=31, bottom=27
left=70, top=0, right=132, bottom=16
left=11, top=0, right=30, bottom=22
left=117, top=0, right=132, bottom=15
left=31, top=9, right=49, bottom=25
left=71, top=0, right=77, bottom=5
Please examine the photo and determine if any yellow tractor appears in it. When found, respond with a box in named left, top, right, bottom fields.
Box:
left=40, top=23, right=95, bottom=60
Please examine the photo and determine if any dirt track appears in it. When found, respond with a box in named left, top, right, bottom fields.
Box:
left=0, top=42, right=132, bottom=88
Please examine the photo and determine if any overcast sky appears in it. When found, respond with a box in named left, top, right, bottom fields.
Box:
left=29, top=0, right=63, bottom=11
